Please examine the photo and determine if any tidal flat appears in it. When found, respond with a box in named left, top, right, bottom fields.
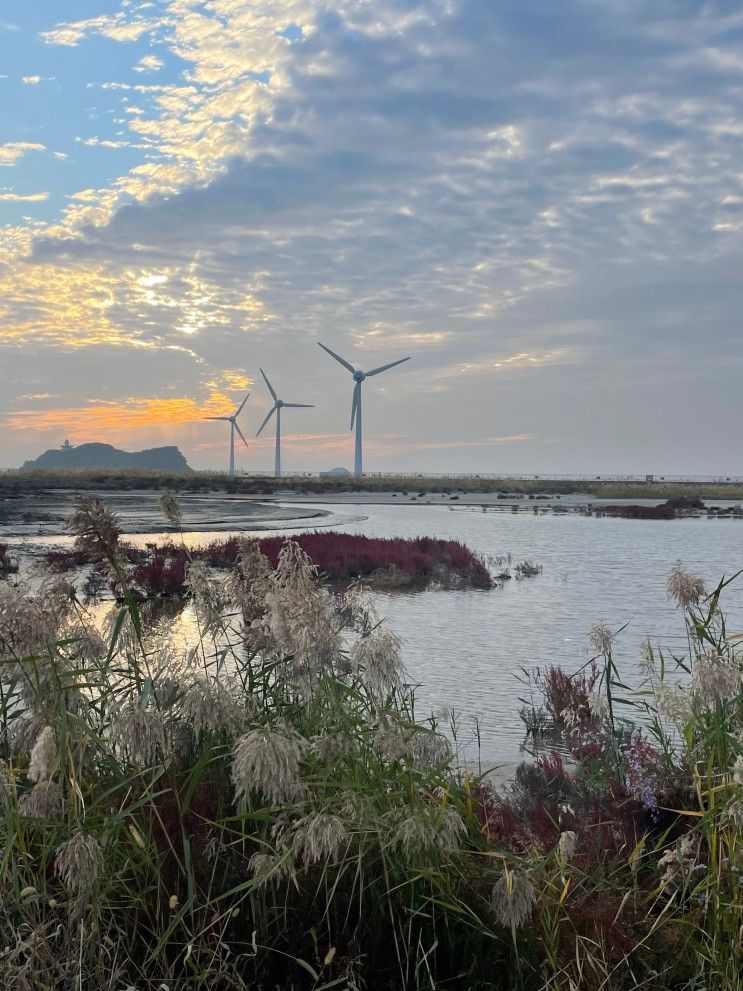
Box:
left=0, top=486, right=330, bottom=539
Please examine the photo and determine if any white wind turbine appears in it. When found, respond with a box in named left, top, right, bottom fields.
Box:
left=256, top=368, right=313, bottom=477
left=204, top=391, right=250, bottom=476
left=318, top=342, right=411, bottom=476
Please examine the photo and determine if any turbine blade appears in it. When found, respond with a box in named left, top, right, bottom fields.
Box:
left=256, top=407, right=276, bottom=437
left=234, top=390, right=250, bottom=418
left=234, top=422, right=250, bottom=449
left=283, top=403, right=314, bottom=408
left=350, top=381, right=360, bottom=430
left=365, top=356, right=411, bottom=377
left=204, top=416, right=231, bottom=421
left=260, top=368, right=277, bottom=401
left=318, top=341, right=355, bottom=374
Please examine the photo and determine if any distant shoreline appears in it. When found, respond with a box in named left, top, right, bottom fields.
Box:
left=3, top=467, right=743, bottom=502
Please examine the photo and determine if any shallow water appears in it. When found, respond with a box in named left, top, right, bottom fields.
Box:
left=6, top=500, right=743, bottom=767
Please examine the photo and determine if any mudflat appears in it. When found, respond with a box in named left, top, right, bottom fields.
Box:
left=0, top=487, right=329, bottom=539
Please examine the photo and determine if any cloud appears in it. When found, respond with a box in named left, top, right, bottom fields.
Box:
left=76, top=137, right=132, bottom=149
left=0, top=191, right=49, bottom=202
left=21, top=75, right=45, bottom=85
left=250, top=431, right=535, bottom=457
left=218, top=370, right=253, bottom=392
left=41, top=14, right=151, bottom=47
left=68, top=189, right=100, bottom=202
left=363, top=434, right=538, bottom=455
left=134, top=54, right=164, bottom=73
left=0, top=142, right=45, bottom=167
left=5, top=392, right=234, bottom=443
left=35, top=1, right=329, bottom=230
left=21, top=6, right=743, bottom=334
left=434, top=349, right=580, bottom=381
left=0, top=258, right=266, bottom=348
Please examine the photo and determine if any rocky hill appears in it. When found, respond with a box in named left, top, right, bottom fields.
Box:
left=22, top=443, right=191, bottom=472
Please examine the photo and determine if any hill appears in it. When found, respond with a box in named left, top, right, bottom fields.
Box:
left=21, top=442, right=191, bottom=472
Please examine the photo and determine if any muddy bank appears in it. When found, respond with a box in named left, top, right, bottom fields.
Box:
left=0, top=488, right=330, bottom=539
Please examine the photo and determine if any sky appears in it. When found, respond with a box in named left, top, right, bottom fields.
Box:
left=0, top=0, right=742, bottom=475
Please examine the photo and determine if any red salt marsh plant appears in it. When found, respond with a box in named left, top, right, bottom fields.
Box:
left=43, top=528, right=494, bottom=594
left=195, top=530, right=493, bottom=589
left=132, top=548, right=187, bottom=598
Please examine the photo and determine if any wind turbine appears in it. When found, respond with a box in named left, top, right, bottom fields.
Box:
left=317, top=342, right=411, bottom=476
left=204, top=391, right=250, bottom=476
left=256, top=369, right=313, bottom=477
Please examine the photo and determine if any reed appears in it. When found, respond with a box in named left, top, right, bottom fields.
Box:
left=1, top=498, right=741, bottom=989
left=0, top=542, right=19, bottom=577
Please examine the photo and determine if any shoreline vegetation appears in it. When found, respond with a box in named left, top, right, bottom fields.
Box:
left=1, top=496, right=742, bottom=989
left=3, top=465, right=743, bottom=502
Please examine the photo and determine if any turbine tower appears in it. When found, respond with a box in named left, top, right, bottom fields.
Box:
left=204, top=391, right=250, bottom=476
left=318, top=342, right=411, bottom=476
left=256, top=368, right=313, bottom=477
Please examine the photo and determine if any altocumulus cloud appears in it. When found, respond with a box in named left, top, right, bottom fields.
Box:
left=1, top=0, right=742, bottom=472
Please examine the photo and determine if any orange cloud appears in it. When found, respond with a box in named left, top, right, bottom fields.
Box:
left=5, top=392, right=234, bottom=444
left=217, top=370, right=253, bottom=392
